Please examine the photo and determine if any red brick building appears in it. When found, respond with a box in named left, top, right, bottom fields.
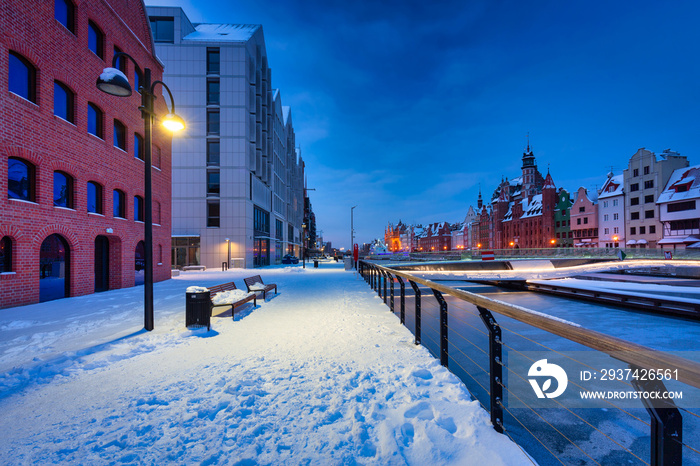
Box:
left=486, top=145, right=557, bottom=249
left=417, top=222, right=452, bottom=252
left=1, top=0, right=172, bottom=308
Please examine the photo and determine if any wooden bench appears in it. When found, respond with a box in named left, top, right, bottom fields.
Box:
left=208, top=282, right=256, bottom=318
left=244, top=275, right=278, bottom=300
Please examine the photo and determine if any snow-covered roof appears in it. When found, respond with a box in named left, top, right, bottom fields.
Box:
left=657, top=164, right=700, bottom=204
left=185, top=23, right=260, bottom=42
left=598, top=174, right=624, bottom=199
left=522, top=194, right=544, bottom=219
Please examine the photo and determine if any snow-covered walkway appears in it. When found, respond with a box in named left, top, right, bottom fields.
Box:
left=0, top=263, right=531, bottom=465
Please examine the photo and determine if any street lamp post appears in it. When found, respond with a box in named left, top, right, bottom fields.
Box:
left=225, top=238, right=230, bottom=269
left=97, top=53, right=184, bottom=331
left=301, top=221, right=307, bottom=268
left=351, top=204, right=357, bottom=250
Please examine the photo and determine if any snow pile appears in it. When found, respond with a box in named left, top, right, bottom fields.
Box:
left=0, top=264, right=531, bottom=465
left=248, top=281, right=266, bottom=291
left=211, top=289, right=255, bottom=304
left=186, top=286, right=210, bottom=293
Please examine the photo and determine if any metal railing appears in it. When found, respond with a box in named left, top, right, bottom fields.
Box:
left=366, top=247, right=700, bottom=262
left=359, top=260, right=700, bottom=465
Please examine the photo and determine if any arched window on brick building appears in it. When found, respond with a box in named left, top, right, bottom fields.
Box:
left=8, top=157, right=36, bottom=202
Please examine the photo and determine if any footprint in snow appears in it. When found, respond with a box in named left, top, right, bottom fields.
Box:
left=411, top=368, right=432, bottom=380
left=404, top=401, right=434, bottom=420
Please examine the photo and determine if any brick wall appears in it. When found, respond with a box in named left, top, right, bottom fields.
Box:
left=0, top=0, right=172, bottom=308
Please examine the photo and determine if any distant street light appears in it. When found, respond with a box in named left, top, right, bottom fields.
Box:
left=351, top=205, right=357, bottom=251
left=225, top=238, right=231, bottom=269
left=97, top=53, right=185, bottom=331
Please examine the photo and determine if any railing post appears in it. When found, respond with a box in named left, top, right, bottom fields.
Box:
left=383, top=270, right=388, bottom=304
left=477, top=306, right=504, bottom=433
left=388, top=272, right=395, bottom=312
left=432, top=289, right=449, bottom=367
left=396, top=275, right=406, bottom=324
left=630, top=364, right=683, bottom=466
left=409, top=280, right=421, bottom=345
left=378, top=269, right=383, bottom=298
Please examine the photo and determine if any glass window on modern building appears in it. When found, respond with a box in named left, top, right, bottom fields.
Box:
left=55, top=0, right=75, bottom=34
left=113, top=189, right=126, bottom=218
left=53, top=171, right=74, bottom=208
left=207, top=78, right=220, bottom=105
left=88, top=103, right=104, bottom=138
left=88, top=21, right=104, bottom=59
left=87, top=181, right=103, bottom=214
left=644, top=194, right=654, bottom=203
left=207, top=201, right=220, bottom=227
left=631, top=212, right=640, bottom=220
left=150, top=17, right=174, bottom=43
left=645, top=210, right=654, bottom=219
left=206, top=170, right=220, bottom=196
left=54, top=81, right=75, bottom=123
left=8, top=157, right=35, bottom=201
left=207, top=47, right=220, bottom=74
left=172, top=237, right=200, bottom=267
left=9, top=51, right=37, bottom=103
left=206, top=140, right=220, bottom=166
left=630, top=183, right=639, bottom=192
left=207, top=110, right=220, bottom=135
left=644, top=180, right=654, bottom=189
left=631, top=197, right=639, bottom=206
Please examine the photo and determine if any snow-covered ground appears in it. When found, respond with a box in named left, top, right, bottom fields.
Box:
left=0, top=263, right=532, bottom=465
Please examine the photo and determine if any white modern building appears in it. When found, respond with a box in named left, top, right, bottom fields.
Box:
left=657, top=164, right=700, bottom=251
left=598, top=173, right=624, bottom=248
left=147, top=7, right=305, bottom=268
left=623, top=148, right=688, bottom=249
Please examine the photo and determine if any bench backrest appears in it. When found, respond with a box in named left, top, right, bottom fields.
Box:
left=244, top=275, right=264, bottom=288
left=208, top=281, right=237, bottom=297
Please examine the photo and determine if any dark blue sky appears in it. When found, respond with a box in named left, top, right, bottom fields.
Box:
left=148, top=0, right=700, bottom=248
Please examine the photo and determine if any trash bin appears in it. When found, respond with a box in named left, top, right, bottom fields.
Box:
left=344, top=257, right=353, bottom=270
left=314, top=260, right=319, bottom=268
left=185, top=290, right=211, bottom=330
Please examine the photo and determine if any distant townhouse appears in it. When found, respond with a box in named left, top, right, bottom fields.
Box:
left=570, top=187, right=598, bottom=247
left=147, top=6, right=305, bottom=268
left=623, top=148, right=688, bottom=249
left=657, top=164, right=700, bottom=251
left=450, top=206, right=477, bottom=250
left=554, top=188, right=573, bottom=247
left=598, top=173, right=624, bottom=248
left=1, top=0, right=172, bottom=308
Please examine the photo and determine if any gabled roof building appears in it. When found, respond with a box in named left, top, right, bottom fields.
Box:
left=657, top=164, right=700, bottom=250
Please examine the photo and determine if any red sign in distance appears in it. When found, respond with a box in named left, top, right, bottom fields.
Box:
left=353, top=244, right=359, bottom=262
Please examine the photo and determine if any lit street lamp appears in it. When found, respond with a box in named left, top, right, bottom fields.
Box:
left=225, top=238, right=231, bottom=269
left=97, top=53, right=185, bottom=331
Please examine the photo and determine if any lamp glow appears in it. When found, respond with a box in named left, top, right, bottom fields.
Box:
left=162, top=113, right=185, bottom=132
